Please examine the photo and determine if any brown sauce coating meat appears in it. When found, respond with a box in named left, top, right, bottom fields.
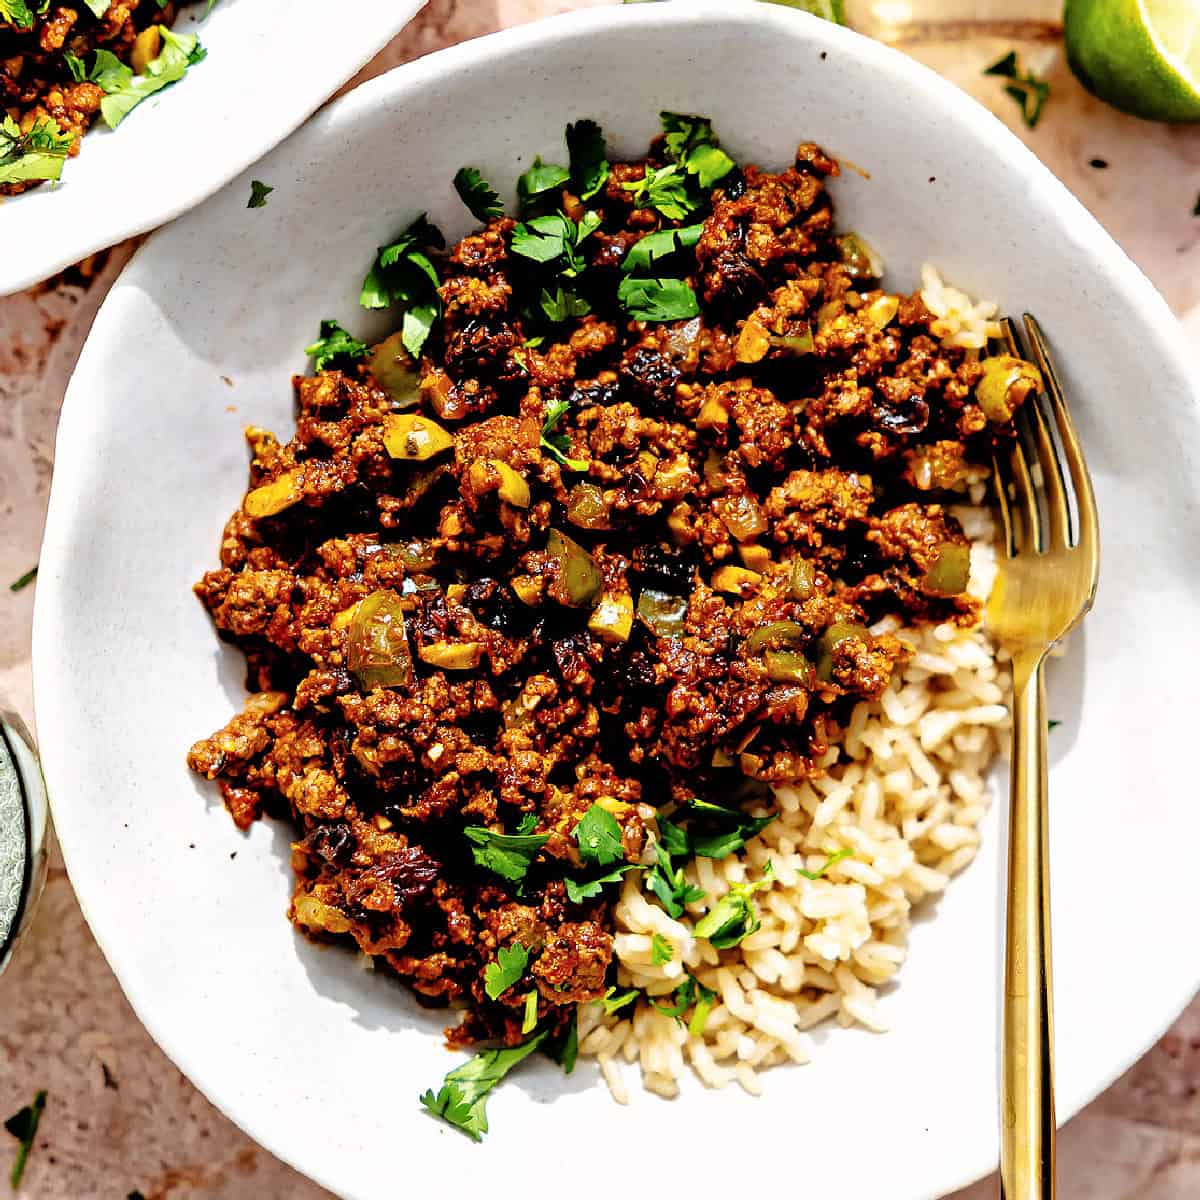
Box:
left=188, top=132, right=1027, bottom=1053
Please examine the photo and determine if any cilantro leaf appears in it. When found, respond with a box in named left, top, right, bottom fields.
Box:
left=464, top=826, right=549, bottom=884
left=617, top=275, right=699, bottom=323
left=511, top=211, right=599, bottom=278
left=83, top=0, right=110, bottom=15
left=984, top=51, right=1050, bottom=128
left=453, top=166, right=504, bottom=222
left=92, top=28, right=205, bottom=130
left=650, top=973, right=716, bottom=1035
left=797, top=849, right=852, bottom=880
left=5, top=1090, right=46, bottom=1190
left=516, top=812, right=538, bottom=835
left=645, top=842, right=706, bottom=918
left=565, top=862, right=635, bottom=903
left=572, top=803, right=625, bottom=867
left=1048, top=718, right=1062, bottom=731
left=621, top=223, right=703, bottom=275
left=620, top=164, right=694, bottom=220
left=540, top=285, right=590, bottom=323
left=304, top=319, right=369, bottom=372
left=651, top=933, right=673, bottom=965
left=247, top=179, right=273, bottom=209
left=521, top=989, right=539, bottom=1034
left=419, top=1032, right=547, bottom=1142
left=516, top=155, right=570, bottom=213
left=360, top=214, right=445, bottom=356
left=693, top=862, right=775, bottom=949
left=545, top=1011, right=578, bottom=1073
left=63, top=52, right=87, bottom=81
left=595, top=987, right=639, bottom=1016
left=483, top=943, right=530, bottom=1000
left=540, top=395, right=587, bottom=471
left=9, top=565, right=37, bottom=593
left=660, top=111, right=735, bottom=188
left=0, top=0, right=41, bottom=30
left=566, top=118, right=610, bottom=200
left=685, top=798, right=777, bottom=860
left=0, top=114, right=73, bottom=186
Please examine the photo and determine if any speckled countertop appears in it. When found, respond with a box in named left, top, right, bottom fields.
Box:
left=2, top=2, right=1200, bottom=1196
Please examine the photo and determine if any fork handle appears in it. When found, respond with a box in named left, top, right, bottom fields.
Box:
left=1000, top=657, right=1056, bottom=1200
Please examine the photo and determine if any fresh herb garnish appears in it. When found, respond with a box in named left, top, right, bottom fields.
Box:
left=621, top=163, right=694, bottom=220
left=566, top=118, right=610, bottom=200
left=5, top=1090, right=46, bottom=1190
left=693, top=862, right=775, bottom=949
left=673, top=797, right=777, bottom=860
left=617, top=275, right=700, bottom=323
left=9, top=565, right=38, bottom=593
left=0, top=0, right=44, bottom=31
left=0, top=115, right=73, bottom=186
left=464, top=825, right=549, bottom=884
left=304, top=319, right=369, bottom=372
left=540, top=396, right=587, bottom=471
left=621, top=223, right=703, bottom=274
left=84, top=0, right=110, bottom=15
left=545, top=1011, right=578, bottom=1073
left=1048, top=719, right=1062, bottom=732
left=453, top=166, right=505, bottom=223
left=420, top=1031, right=547, bottom=1142
left=650, top=973, right=716, bottom=1035
left=645, top=841, right=706, bottom=918
left=540, top=285, right=590, bottom=323
left=595, top=986, right=639, bottom=1016
left=521, top=990, right=539, bottom=1033
left=660, top=111, right=735, bottom=188
left=984, top=51, right=1050, bottom=129
left=573, top=803, right=625, bottom=867
left=89, top=29, right=206, bottom=130
left=483, top=943, right=529, bottom=1000
left=651, top=933, right=673, bottom=965
left=797, top=848, right=852, bottom=880
left=564, top=862, right=635, bottom=903
left=360, top=213, right=445, bottom=357
left=516, top=156, right=570, bottom=214
left=511, top=211, right=600, bottom=277
left=247, top=179, right=273, bottom=209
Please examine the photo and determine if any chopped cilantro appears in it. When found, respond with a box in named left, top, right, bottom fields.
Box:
left=620, top=163, right=694, bottom=220
left=573, top=803, right=625, bottom=867
left=660, top=111, right=735, bottom=188
left=651, top=933, right=673, bottom=965
left=83, top=0, right=110, bottom=15
left=521, top=989, right=539, bottom=1034
left=9, top=565, right=38, bottom=593
left=453, top=166, right=504, bottom=222
left=515, top=812, right=538, bottom=835
left=247, top=179, right=273, bottom=209
left=304, top=319, right=368, bottom=372
left=693, top=862, right=775, bottom=949
left=540, top=285, right=590, bottom=323
left=650, top=973, right=716, bottom=1034
left=0, top=115, right=73, bottom=186
left=797, top=849, right=852, bottom=880
left=511, top=211, right=600, bottom=277
left=540, top=395, right=587, bottom=471
left=545, top=1011, right=578, bottom=1073
left=680, top=796, right=777, bottom=860
left=645, top=841, right=706, bottom=918
left=90, top=28, right=206, bottom=130
left=984, top=51, right=1050, bottom=129
left=595, top=986, right=639, bottom=1016
left=464, top=825, right=549, bottom=884
left=1048, top=719, right=1062, bottom=731
left=63, top=51, right=87, bottom=81
left=360, top=213, right=445, bottom=357
left=5, top=1090, right=46, bottom=1190
left=0, top=0, right=44, bottom=30
left=617, top=275, right=699, bottom=323
left=621, top=223, right=703, bottom=274
left=483, top=943, right=529, bottom=1000
left=564, top=862, right=635, bottom=903
left=419, top=1031, right=547, bottom=1142
left=516, top=155, right=570, bottom=214
left=566, top=118, right=610, bottom=200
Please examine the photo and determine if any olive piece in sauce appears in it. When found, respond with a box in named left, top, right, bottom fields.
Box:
left=367, top=331, right=422, bottom=409
left=789, top=558, right=816, bottom=601
left=566, top=482, right=613, bottom=531
left=921, top=543, right=971, bottom=597
left=382, top=413, right=455, bottom=461
left=347, top=590, right=413, bottom=690
left=637, top=589, right=688, bottom=638
left=745, top=620, right=808, bottom=655
left=764, top=649, right=815, bottom=686
left=545, top=529, right=602, bottom=607
left=815, top=621, right=871, bottom=684
left=975, top=355, right=1043, bottom=423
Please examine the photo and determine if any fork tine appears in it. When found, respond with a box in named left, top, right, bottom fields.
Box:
left=991, top=451, right=1017, bottom=559
left=1002, top=318, right=1072, bottom=551
left=1022, top=314, right=1100, bottom=563
left=1004, top=432, right=1042, bottom=555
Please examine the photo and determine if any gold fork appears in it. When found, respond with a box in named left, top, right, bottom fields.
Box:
left=986, top=315, right=1099, bottom=1200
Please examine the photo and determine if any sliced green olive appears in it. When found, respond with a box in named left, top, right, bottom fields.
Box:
left=566, top=482, right=613, bottom=531
left=720, top=493, right=767, bottom=543
left=768, top=326, right=814, bottom=355
left=921, top=543, right=971, bottom=596
left=244, top=469, right=303, bottom=518
left=764, top=649, right=815, bottom=685
left=745, top=620, right=808, bottom=655
left=468, top=458, right=531, bottom=507
left=418, top=641, right=482, bottom=670
left=815, top=621, right=871, bottom=683
left=382, top=413, right=454, bottom=461
left=637, top=589, right=688, bottom=638
left=384, top=538, right=439, bottom=572
left=368, top=331, right=421, bottom=409
left=975, top=355, right=1043, bottom=423
left=836, top=233, right=883, bottom=281
left=347, top=590, right=413, bottom=690
left=865, top=295, right=899, bottom=329
left=789, top=558, right=816, bottom=601
left=546, top=529, right=602, bottom=607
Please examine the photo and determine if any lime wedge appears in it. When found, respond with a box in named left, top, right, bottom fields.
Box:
left=766, top=0, right=846, bottom=21
left=1065, top=0, right=1200, bottom=121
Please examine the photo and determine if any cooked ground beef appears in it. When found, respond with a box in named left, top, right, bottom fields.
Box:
left=187, top=122, right=1031, bottom=1056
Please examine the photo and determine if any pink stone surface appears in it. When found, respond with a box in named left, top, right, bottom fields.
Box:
left=2, top=3, right=1198, bottom=1197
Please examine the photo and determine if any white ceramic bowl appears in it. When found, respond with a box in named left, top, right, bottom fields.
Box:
left=0, top=0, right=425, bottom=296
left=34, top=4, right=1200, bottom=1198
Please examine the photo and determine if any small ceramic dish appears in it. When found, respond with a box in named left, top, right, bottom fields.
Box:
left=33, top=4, right=1200, bottom=1199
left=0, top=0, right=426, bottom=296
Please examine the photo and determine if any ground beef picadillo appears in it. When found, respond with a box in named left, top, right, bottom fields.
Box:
left=188, top=126, right=1033, bottom=1054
